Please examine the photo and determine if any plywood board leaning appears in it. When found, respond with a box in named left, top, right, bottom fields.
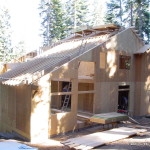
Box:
left=61, top=127, right=146, bottom=150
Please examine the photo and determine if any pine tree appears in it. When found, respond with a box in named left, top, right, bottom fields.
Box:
left=64, top=0, right=89, bottom=33
left=134, top=0, right=149, bottom=42
left=105, top=0, right=149, bottom=43
left=39, top=0, right=67, bottom=46
left=105, top=0, right=124, bottom=25
left=124, top=0, right=149, bottom=42
left=0, top=7, right=12, bottom=62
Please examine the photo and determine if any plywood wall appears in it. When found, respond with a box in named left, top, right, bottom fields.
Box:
left=0, top=84, right=31, bottom=139
left=93, top=29, right=144, bottom=115
left=49, top=78, right=78, bottom=136
left=30, top=74, right=51, bottom=143
left=78, top=93, right=94, bottom=113
left=78, top=61, right=95, bottom=77
left=134, top=52, right=150, bottom=115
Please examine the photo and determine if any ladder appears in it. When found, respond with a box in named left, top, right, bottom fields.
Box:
left=61, top=82, right=72, bottom=111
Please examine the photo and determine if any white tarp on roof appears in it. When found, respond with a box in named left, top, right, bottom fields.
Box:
left=134, top=44, right=150, bottom=54
left=0, top=141, right=38, bottom=150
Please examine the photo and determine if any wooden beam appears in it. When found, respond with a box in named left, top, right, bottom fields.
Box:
left=51, top=92, right=72, bottom=96
left=78, top=91, right=95, bottom=94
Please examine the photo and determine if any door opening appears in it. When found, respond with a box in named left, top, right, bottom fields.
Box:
left=118, top=90, right=129, bottom=114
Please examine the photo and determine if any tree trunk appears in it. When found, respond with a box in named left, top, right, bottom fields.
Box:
left=137, top=1, right=143, bottom=37
left=119, top=0, right=123, bottom=25
left=130, top=1, right=133, bottom=26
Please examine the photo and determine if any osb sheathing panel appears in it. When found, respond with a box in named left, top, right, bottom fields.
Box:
left=135, top=83, right=150, bottom=115
left=78, top=50, right=93, bottom=62
left=49, top=112, right=77, bottom=135
left=78, top=61, right=95, bottom=77
left=94, top=82, right=118, bottom=114
left=94, top=29, right=143, bottom=83
left=51, top=95, right=61, bottom=109
left=106, top=28, right=143, bottom=53
left=78, top=83, right=94, bottom=91
left=31, top=74, right=51, bottom=142
left=16, top=85, right=31, bottom=134
left=49, top=78, right=78, bottom=136
left=0, top=84, right=31, bottom=138
left=135, top=55, right=142, bottom=82
left=78, top=93, right=94, bottom=113
left=141, top=52, right=150, bottom=82
left=94, top=82, right=135, bottom=115
left=134, top=52, right=150, bottom=115
left=95, top=48, right=134, bottom=83
left=50, top=60, right=78, bottom=80
left=51, top=81, right=62, bottom=92
left=50, top=47, right=95, bottom=81
left=128, top=83, right=135, bottom=115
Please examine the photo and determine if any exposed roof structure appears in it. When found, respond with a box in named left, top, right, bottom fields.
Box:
left=0, top=24, right=142, bottom=86
left=74, top=24, right=120, bottom=34
left=0, top=31, right=114, bottom=85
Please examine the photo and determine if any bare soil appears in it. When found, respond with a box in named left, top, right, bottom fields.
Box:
left=1, top=116, right=150, bottom=150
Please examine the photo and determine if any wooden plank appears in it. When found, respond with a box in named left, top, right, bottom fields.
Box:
left=62, top=127, right=147, bottom=149
left=89, top=112, right=128, bottom=124
left=51, top=91, right=72, bottom=96
left=68, top=143, right=80, bottom=148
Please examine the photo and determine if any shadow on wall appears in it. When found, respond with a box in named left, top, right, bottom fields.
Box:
left=49, top=112, right=76, bottom=136
left=30, top=74, right=51, bottom=142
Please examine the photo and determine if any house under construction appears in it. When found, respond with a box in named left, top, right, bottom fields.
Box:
left=0, top=24, right=149, bottom=142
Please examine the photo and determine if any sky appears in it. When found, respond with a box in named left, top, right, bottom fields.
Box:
left=0, top=0, right=107, bottom=53
left=1, top=0, right=42, bottom=52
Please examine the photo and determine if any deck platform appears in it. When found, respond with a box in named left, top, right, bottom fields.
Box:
left=89, top=112, right=128, bottom=124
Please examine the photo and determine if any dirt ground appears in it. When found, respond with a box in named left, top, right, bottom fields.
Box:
left=28, top=116, right=150, bottom=150
left=1, top=116, right=150, bottom=150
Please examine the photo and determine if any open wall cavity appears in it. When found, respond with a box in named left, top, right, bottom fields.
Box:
left=78, top=93, right=94, bottom=113
left=51, top=81, right=72, bottom=113
left=77, top=61, right=95, bottom=114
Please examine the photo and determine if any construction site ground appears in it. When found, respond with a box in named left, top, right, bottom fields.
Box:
left=0, top=116, right=150, bottom=150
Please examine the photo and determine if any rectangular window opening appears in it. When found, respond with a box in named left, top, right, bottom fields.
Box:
left=119, top=55, right=131, bottom=70
left=51, top=81, right=72, bottom=114
left=51, top=95, right=72, bottom=114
